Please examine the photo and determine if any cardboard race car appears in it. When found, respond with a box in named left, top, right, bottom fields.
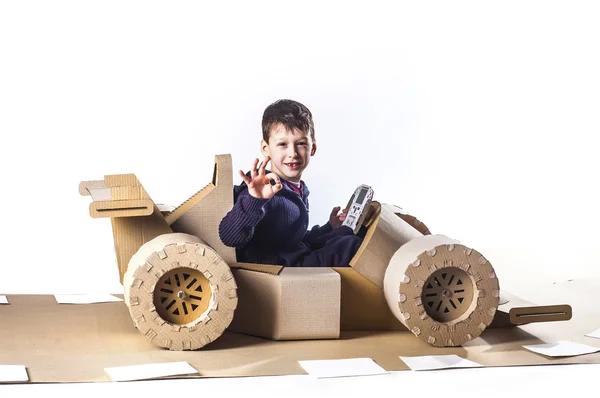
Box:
left=79, top=154, right=571, bottom=351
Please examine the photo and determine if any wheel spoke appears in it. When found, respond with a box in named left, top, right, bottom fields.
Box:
left=164, top=299, right=177, bottom=311
left=436, top=300, right=443, bottom=312
left=186, top=278, right=198, bottom=290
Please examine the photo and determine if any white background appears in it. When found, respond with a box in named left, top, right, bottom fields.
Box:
left=1, top=0, right=599, bottom=295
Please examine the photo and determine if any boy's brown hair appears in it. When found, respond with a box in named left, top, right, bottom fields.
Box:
left=261, top=99, right=315, bottom=143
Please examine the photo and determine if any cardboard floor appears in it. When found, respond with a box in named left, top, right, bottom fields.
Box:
left=1, top=279, right=599, bottom=383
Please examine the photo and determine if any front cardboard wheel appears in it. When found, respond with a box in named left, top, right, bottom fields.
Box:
left=384, top=234, right=500, bottom=347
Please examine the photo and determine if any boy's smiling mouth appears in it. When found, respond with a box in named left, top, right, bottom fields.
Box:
left=284, top=162, right=301, bottom=169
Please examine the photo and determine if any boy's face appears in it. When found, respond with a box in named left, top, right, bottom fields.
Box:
left=261, top=123, right=316, bottom=183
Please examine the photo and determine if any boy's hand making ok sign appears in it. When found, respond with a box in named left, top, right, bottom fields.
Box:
left=239, top=156, right=283, bottom=199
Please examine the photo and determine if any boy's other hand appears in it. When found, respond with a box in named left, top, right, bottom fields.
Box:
left=329, top=206, right=349, bottom=228
left=239, top=156, right=283, bottom=199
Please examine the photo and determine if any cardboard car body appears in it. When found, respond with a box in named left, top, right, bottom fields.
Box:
left=79, top=154, right=572, bottom=350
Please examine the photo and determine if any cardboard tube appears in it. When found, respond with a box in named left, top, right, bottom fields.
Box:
left=351, top=202, right=424, bottom=288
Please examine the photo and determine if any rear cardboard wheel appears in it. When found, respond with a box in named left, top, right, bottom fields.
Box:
left=384, top=235, right=499, bottom=347
left=123, top=233, right=237, bottom=350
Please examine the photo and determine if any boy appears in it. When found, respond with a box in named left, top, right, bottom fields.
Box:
left=218, top=99, right=363, bottom=267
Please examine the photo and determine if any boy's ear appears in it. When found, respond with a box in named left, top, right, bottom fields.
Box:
left=260, top=139, right=270, bottom=157
left=311, top=140, right=317, bottom=156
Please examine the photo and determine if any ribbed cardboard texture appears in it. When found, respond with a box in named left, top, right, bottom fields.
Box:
left=166, top=154, right=237, bottom=265
left=228, top=267, right=341, bottom=340
left=0, top=279, right=595, bottom=383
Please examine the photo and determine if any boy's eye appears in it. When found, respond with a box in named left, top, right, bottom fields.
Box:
left=297, top=142, right=307, bottom=146
left=278, top=143, right=286, bottom=147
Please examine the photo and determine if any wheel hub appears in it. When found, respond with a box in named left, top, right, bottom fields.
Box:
left=153, top=267, right=211, bottom=325
left=422, top=267, right=474, bottom=322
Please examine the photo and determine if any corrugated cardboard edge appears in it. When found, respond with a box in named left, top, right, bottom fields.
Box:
left=79, top=179, right=106, bottom=196
left=229, top=262, right=283, bottom=275
left=167, top=154, right=236, bottom=265
left=387, top=203, right=432, bottom=235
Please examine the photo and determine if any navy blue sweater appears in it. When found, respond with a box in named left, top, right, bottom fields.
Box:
left=218, top=171, right=333, bottom=266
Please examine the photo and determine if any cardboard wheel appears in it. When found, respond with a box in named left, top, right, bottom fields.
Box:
left=123, top=233, right=238, bottom=350
left=383, top=234, right=499, bottom=347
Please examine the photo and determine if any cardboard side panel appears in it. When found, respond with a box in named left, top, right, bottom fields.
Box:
left=279, top=268, right=340, bottom=340
left=170, top=193, right=235, bottom=263
left=166, top=184, right=215, bottom=223
left=228, top=268, right=340, bottom=340
left=169, top=155, right=236, bottom=264
left=333, top=267, right=407, bottom=331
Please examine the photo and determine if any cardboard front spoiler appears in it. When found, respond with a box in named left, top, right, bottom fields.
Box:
left=78, top=153, right=572, bottom=349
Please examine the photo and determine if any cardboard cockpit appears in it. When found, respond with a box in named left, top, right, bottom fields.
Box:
left=78, top=154, right=572, bottom=351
